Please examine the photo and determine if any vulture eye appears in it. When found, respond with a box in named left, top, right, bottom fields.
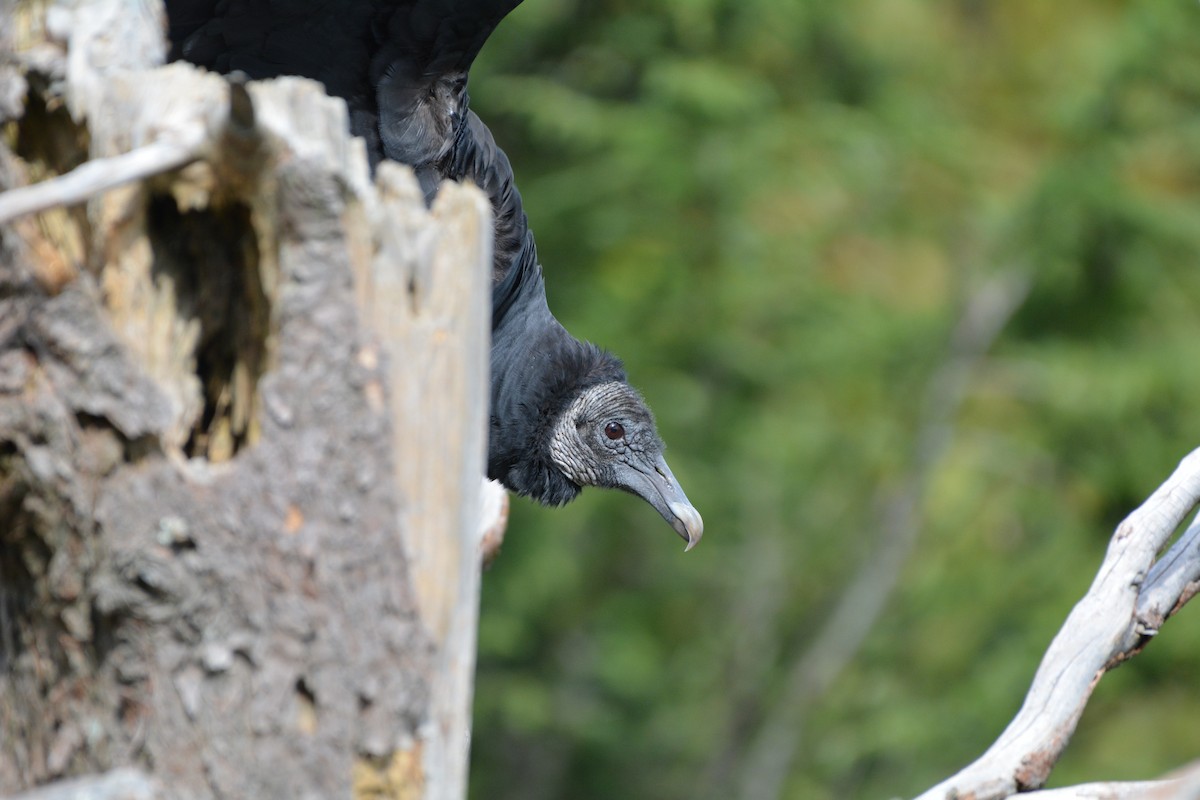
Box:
left=604, top=421, right=625, bottom=440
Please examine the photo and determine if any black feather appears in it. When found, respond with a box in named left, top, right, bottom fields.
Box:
left=166, top=2, right=693, bottom=523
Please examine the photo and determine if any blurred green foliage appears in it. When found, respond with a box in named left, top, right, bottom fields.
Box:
left=466, top=1, right=1200, bottom=798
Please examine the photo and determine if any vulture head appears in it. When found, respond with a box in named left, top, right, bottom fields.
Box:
left=491, top=337, right=703, bottom=551
left=549, top=381, right=703, bottom=550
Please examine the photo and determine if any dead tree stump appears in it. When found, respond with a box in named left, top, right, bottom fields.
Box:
left=0, top=2, right=492, bottom=798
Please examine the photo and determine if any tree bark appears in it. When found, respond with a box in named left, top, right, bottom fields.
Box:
left=0, top=2, right=492, bottom=798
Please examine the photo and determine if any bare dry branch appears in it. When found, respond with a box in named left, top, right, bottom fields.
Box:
left=1145, top=761, right=1200, bottom=800
left=0, top=138, right=203, bottom=225
left=1019, top=759, right=1200, bottom=799
left=1021, top=780, right=1181, bottom=799
left=1136, top=511, right=1200, bottom=638
left=915, top=448, right=1200, bottom=800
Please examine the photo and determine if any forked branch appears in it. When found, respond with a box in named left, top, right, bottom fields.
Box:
left=915, top=448, right=1200, bottom=800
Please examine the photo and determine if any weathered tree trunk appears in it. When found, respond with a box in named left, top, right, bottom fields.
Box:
left=0, top=2, right=493, bottom=798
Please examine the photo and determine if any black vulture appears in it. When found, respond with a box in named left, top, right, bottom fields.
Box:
left=167, top=0, right=703, bottom=550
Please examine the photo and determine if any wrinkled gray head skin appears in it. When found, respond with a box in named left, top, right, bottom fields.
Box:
left=549, top=382, right=703, bottom=551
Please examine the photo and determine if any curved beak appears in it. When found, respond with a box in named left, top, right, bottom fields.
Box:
left=618, top=454, right=704, bottom=551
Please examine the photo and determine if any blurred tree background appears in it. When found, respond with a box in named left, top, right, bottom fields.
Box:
left=466, top=1, right=1200, bottom=798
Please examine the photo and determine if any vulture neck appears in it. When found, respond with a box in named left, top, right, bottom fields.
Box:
left=443, top=107, right=626, bottom=504
left=488, top=260, right=624, bottom=506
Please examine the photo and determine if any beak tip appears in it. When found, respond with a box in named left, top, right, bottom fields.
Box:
left=670, top=501, right=704, bottom=552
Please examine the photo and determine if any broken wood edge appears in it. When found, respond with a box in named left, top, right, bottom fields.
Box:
left=480, top=478, right=510, bottom=569
left=914, top=447, right=1200, bottom=800
left=345, top=161, right=493, bottom=800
